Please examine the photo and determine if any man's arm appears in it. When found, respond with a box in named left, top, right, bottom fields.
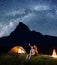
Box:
left=28, top=43, right=32, bottom=48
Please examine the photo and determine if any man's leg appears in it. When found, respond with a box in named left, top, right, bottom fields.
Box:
left=28, top=54, right=31, bottom=60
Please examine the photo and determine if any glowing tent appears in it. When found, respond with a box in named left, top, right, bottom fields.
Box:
left=52, top=49, right=57, bottom=58
left=9, top=46, right=26, bottom=54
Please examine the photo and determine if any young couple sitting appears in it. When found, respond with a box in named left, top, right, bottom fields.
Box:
left=26, top=43, right=38, bottom=60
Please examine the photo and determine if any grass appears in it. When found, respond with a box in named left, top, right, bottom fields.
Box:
left=0, top=53, right=57, bottom=65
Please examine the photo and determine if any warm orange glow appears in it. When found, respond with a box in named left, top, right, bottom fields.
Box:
left=9, top=46, right=26, bottom=54
left=18, top=47, right=25, bottom=54
left=52, top=49, right=57, bottom=58
left=11, top=47, right=19, bottom=53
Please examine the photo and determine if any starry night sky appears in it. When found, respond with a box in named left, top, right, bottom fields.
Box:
left=0, top=0, right=57, bottom=37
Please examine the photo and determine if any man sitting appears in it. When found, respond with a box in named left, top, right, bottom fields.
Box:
left=26, top=44, right=35, bottom=60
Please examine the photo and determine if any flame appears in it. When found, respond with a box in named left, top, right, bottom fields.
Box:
left=52, top=49, right=57, bottom=58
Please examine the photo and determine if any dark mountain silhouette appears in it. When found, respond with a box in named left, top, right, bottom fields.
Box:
left=0, top=22, right=57, bottom=54
left=0, top=22, right=43, bottom=46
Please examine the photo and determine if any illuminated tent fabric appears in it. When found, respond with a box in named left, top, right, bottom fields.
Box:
left=9, top=46, right=26, bottom=54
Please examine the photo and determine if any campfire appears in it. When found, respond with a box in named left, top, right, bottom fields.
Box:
left=52, top=49, right=57, bottom=58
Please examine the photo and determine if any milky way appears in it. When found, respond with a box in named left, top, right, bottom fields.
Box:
left=0, top=0, right=57, bottom=37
